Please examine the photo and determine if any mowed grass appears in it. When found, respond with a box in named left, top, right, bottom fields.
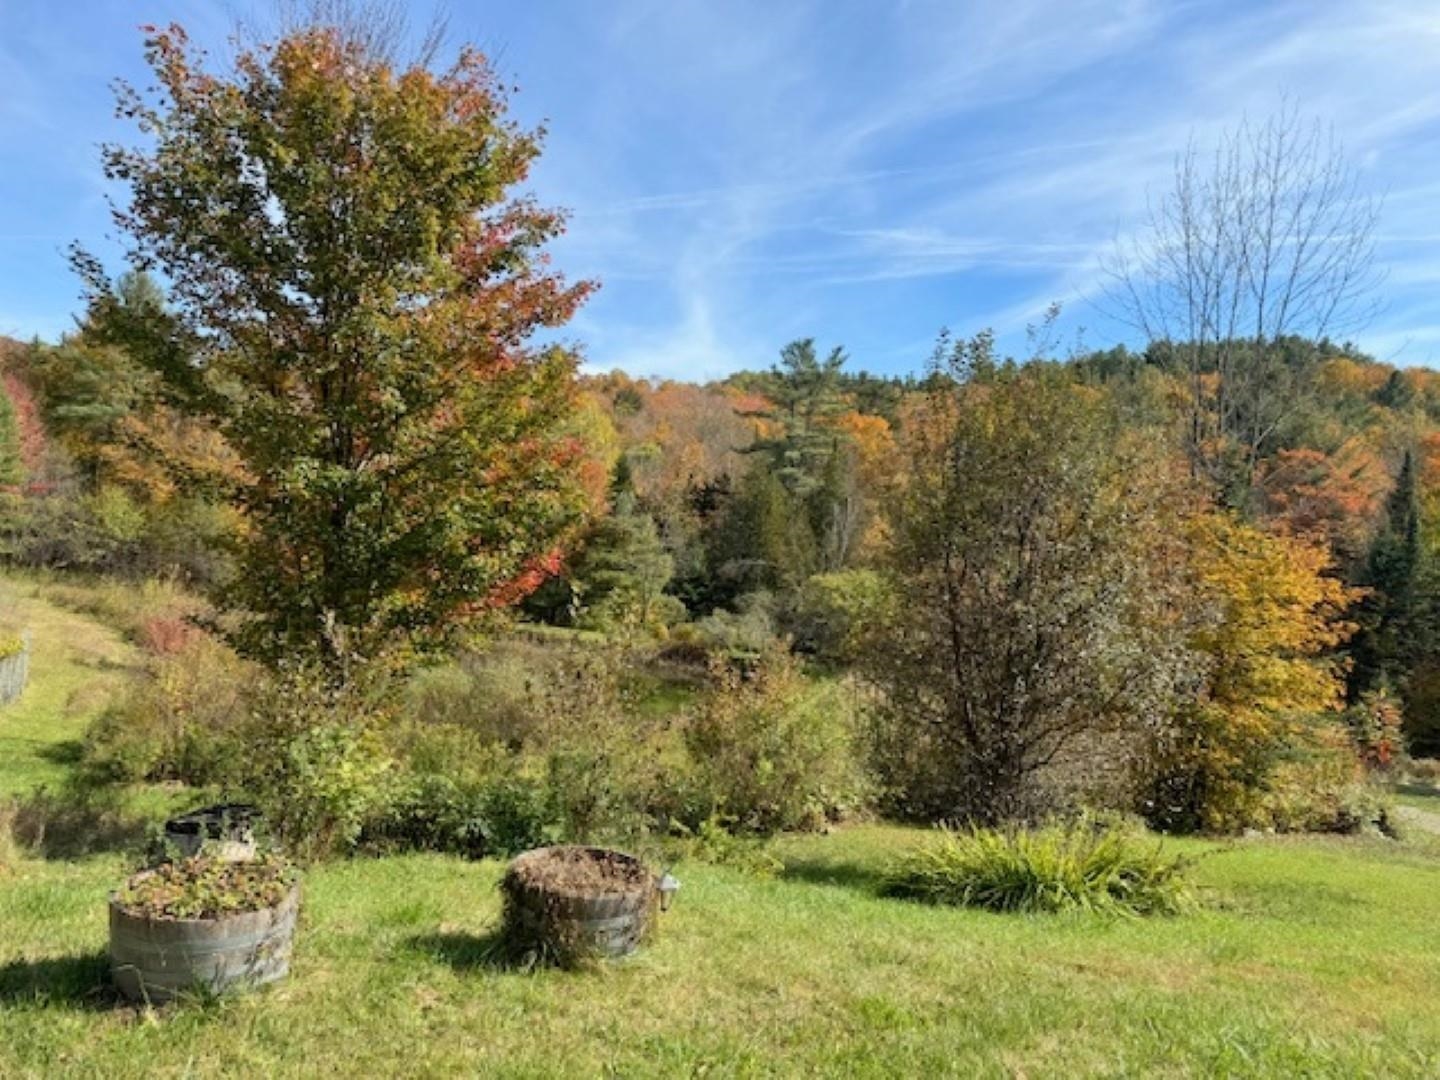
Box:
left=4, top=578, right=1440, bottom=1076
left=1393, top=783, right=1440, bottom=814
left=2, top=829, right=1439, bottom=1077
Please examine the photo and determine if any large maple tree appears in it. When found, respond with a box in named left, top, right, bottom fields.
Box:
left=92, top=21, right=596, bottom=669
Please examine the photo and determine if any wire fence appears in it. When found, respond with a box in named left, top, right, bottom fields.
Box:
left=0, top=632, right=31, bottom=706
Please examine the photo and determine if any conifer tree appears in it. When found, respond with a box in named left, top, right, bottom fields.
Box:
left=1351, top=450, right=1425, bottom=701
left=573, top=463, right=677, bottom=632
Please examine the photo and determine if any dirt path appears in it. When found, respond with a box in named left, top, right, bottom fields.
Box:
left=0, top=579, right=137, bottom=795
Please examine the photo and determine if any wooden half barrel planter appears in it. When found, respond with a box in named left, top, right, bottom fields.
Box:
left=109, top=860, right=300, bottom=1005
left=501, top=846, right=660, bottom=967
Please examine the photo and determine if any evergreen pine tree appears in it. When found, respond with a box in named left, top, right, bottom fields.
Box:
left=1351, top=450, right=1425, bottom=701
left=749, top=339, right=849, bottom=498
left=573, top=464, right=677, bottom=632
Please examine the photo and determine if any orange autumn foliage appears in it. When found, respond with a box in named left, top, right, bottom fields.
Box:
left=1257, top=438, right=1387, bottom=564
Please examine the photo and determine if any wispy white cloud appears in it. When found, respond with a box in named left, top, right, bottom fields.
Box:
left=5, top=0, right=1440, bottom=374
left=529, top=0, right=1440, bottom=373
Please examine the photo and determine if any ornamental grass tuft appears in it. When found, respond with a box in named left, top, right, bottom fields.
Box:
left=882, top=817, right=1194, bottom=916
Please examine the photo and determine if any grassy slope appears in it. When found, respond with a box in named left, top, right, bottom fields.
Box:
left=0, top=576, right=137, bottom=794
left=3, top=579, right=1440, bottom=1077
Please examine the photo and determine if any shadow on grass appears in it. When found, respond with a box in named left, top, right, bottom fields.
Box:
left=406, top=930, right=523, bottom=972
left=1394, top=782, right=1440, bottom=800
left=780, top=856, right=889, bottom=895
left=36, top=740, right=84, bottom=767
left=2, top=788, right=150, bottom=860
left=0, top=951, right=117, bottom=1011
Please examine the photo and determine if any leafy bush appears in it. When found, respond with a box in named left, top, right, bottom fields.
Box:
left=866, top=355, right=1199, bottom=828
left=137, top=614, right=203, bottom=657
left=683, top=648, right=868, bottom=834
left=376, top=645, right=669, bottom=852
left=236, top=669, right=396, bottom=861
left=115, top=854, right=298, bottom=920
left=1147, top=712, right=1394, bottom=837
left=689, top=591, right=777, bottom=654
left=882, top=818, right=1194, bottom=916
left=665, top=815, right=783, bottom=877
left=80, top=634, right=255, bottom=785
left=1261, top=727, right=1396, bottom=835
left=364, top=772, right=558, bottom=859
left=3, top=481, right=232, bottom=586
left=1344, top=687, right=1405, bottom=772
left=791, top=569, right=894, bottom=664
left=1141, top=516, right=1356, bottom=835
left=528, top=648, right=670, bottom=843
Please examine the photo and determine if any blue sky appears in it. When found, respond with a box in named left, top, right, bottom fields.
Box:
left=3, top=0, right=1440, bottom=378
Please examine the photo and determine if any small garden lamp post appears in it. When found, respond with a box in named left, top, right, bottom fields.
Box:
left=657, top=872, right=681, bottom=912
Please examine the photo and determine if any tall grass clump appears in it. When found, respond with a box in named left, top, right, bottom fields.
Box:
left=882, top=818, right=1194, bottom=916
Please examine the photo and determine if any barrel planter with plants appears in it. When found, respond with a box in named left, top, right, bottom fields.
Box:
left=500, top=846, right=658, bottom=967
left=109, top=854, right=300, bottom=1005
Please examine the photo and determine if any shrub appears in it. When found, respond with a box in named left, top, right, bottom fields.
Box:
left=401, top=663, right=486, bottom=731
left=80, top=634, right=255, bottom=785
left=475, top=776, right=563, bottom=855
left=404, top=643, right=560, bottom=749
left=237, top=669, right=396, bottom=860
left=528, top=648, right=670, bottom=844
left=691, top=591, right=777, bottom=655
left=388, top=644, right=669, bottom=849
left=1261, top=726, right=1396, bottom=835
left=683, top=648, right=868, bottom=834
left=665, top=815, right=783, bottom=877
left=1344, top=687, right=1405, bottom=772
left=89, top=658, right=403, bottom=861
left=364, top=772, right=558, bottom=859
left=137, top=614, right=203, bottom=657
left=866, top=354, right=1198, bottom=827
left=882, top=818, right=1194, bottom=916
left=1141, top=515, right=1355, bottom=835
left=791, top=569, right=894, bottom=664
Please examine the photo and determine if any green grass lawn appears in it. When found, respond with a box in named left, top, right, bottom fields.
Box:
left=5, top=577, right=1440, bottom=1076
left=4, top=830, right=1440, bottom=1077
left=1393, top=784, right=1440, bottom=813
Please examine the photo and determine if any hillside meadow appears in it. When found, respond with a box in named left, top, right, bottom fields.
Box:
left=4, top=576, right=1440, bottom=1078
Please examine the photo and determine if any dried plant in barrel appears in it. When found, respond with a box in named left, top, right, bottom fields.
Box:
left=500, top=846, right=657, bottom=967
